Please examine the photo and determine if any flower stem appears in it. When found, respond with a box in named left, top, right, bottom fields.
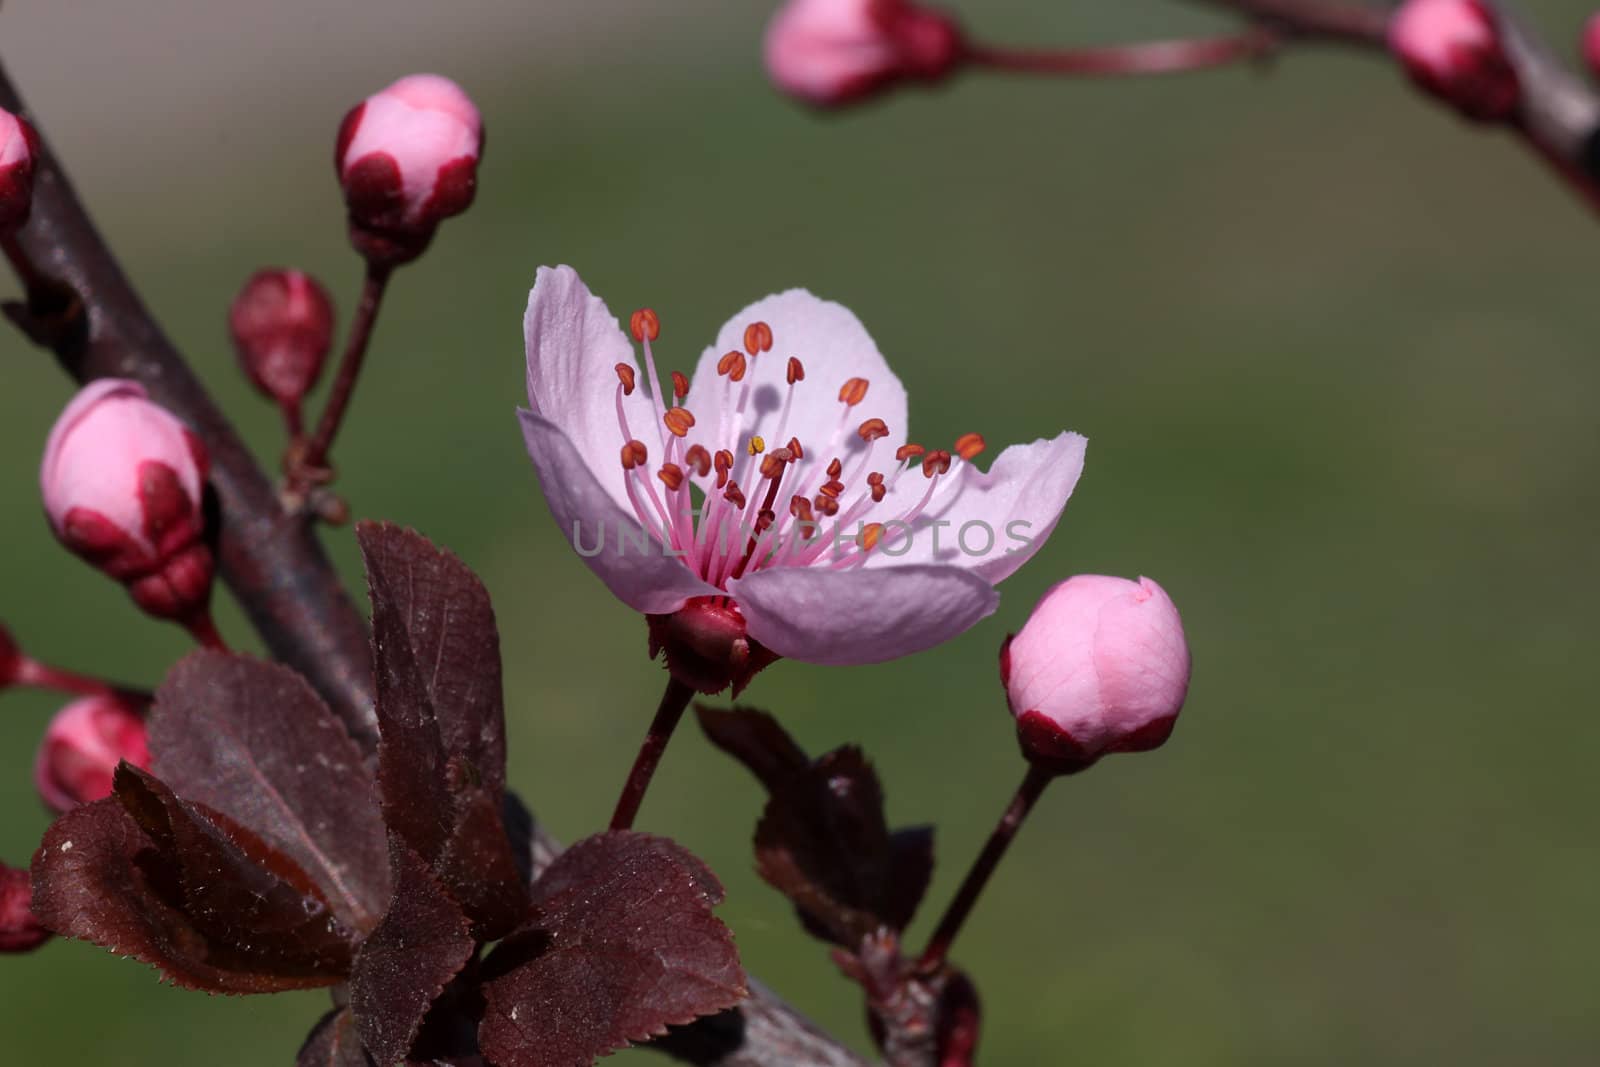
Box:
left=11, top=657, right=148, bottom=704
left=967, top=29, right=1277, bottom=78
left=918, top=762, right=1054, bottom=972
left=183, top=611, right=229, bottom=653
left=610, top=676, right=695, bottom=830
left=294, top=262, right=393, bottom=491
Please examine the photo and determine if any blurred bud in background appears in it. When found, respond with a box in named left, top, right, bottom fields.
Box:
left=1388, top=0, right=1519, bottom=121
left=0, top=107, right=39, bottom=233
left=40, top=380, right=216, bottom=629
left=33, top=694, right=149, bottom=813
left=336, top=74, right=484, bottom=266
left=0, top=861, right=50, bottom=954
left=229, top=268, right=335, bottom=435
left=1001, top=575, right=1190, bottom=775
left=765, top=0, right=965, bottom=109
left=1583, top=13, right=1600, bottom=81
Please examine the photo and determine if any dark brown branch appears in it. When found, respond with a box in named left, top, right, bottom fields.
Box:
left=0, top=53, right=862, bottom=1067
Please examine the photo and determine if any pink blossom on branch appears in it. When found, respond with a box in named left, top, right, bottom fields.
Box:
left=40, top=379, right=216, bottom=629
left=0, top=106, right=38, bottom=231
left=1584, top=13, right=1600, bottom=80
left=0, top=862, right=49, bottom=954
left=765, top=0, right=965, bottom=108
left=519, top=266, right=1085, bottom=690
left=1387, top=0, right=1519, bottom=121
left=1001, top=574, right=1191, bottom=774
left=33, top=694, right=150, bottom=813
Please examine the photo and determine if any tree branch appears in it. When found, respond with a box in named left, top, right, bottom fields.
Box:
left=0, top=52, right=863, bottom=1067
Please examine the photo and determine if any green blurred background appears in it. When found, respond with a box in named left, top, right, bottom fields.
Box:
left=3, top=1, right=1597, bottom=1063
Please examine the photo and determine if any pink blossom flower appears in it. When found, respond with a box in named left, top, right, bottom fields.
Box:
left=1387, top=0, right=1518, bottom=121
left=1002, top=575, right=1190, bottom=773
left=33, top=695, right=150, bottom=813
left=336, top=73, right=483, bottom=262
left=0, top=106, right=39, bottom=231
left=40, top=379, right=214, bottom=622
left=520, top=266, right=1085, bottom=682
left=0, top=862, right=50, bottom=954
left=765, top=0, right=965, bottom=108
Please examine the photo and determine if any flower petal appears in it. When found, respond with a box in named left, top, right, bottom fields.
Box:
left=520, top=410, right=717, bottom=615
left=727, top=563, right=998, bottom=666
left=683, top=289, right=908, bottom=495
left=867, top=432, right=1086, bottom=584
left=524, top=266, right=655, bottom=515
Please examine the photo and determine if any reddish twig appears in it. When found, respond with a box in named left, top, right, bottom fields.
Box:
left=968, top=28, right=1280, bottom=77
left=611, top=677, right=696, bottom=830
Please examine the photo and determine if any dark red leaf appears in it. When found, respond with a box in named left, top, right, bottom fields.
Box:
left=885, top=826, right=936, bottom=934
left=31, top=769, right=354, bottom=993
left=358, top=522, right=526, bottom=940
left=150, top=651, right=389, bottom=931
left=694, top=704, right=809, bottom=793
left=298, top=1008, right=374, bottom=1067
left=479, top=832, right=746, bottom=1067
left=350, top=838, right=476, bottom=1067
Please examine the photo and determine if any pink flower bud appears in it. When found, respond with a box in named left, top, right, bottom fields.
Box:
left=33, top=695, right=149, bottom=813
left=1001, top=575, right=1190, bottom=774
left=0, top=861, right=50, bottom=954
left=1584, top=13, right=1600, bottom=80
left=1388, top=0, right=1518, bottom=121
left=0, top=622, right=19, bottom=690
left=229, top=268, right=335, bottom=426
left=765, top=0, right=966, bottom=108
left=0, top=107, right=39, bottom=232
left=336, top=74, right=483, bottom=265
left=40, top=380, right=215, bottom=623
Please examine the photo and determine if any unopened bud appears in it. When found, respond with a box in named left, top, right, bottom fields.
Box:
left=229, top=269, right=335, bottom=430
left=33, top=695, right=149, bottom=813
left=0, top=108, right=39, bottom=233
left=335, top=74, right=484, bottom=266
left=1584, top=13, right=1600, bottom=81
left=40, top=380, right=216, bottom=626
left=765, top=0, right=966, bottom=109
left=0, top=862, right=49, bottom=954
left=1388, top=0, right=1519, bottom=122
left=1001, top=575, right=1190, bottom=775
left=0, top=622, right=19, bottom=690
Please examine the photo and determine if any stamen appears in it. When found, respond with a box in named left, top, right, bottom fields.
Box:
left=922, top=450, right=952, bottom=478
left=759, top=448, right=793, bottom=480
left=671, top=371, right=689, bottom=401
left=724, top=481, right=747, bottom=509
left=787, top=357, right=805, bottom=384
left=787, top=436, right=805, bottom=460
left=858, top=418, right=889, bottom=442
left=614, top=363, right=637, bottom=395
left=790, top=496, right=814, bottom=523
left=684, top=444, right=711, bottom=477
left=813, top=494, right=840, bottom=517
left=744, top=321, right=774, bottom=356
left=859, top=522, right=885, bottom=552
left=868, top=471, right=886, bottom=502
left=714, top=449, right=733, bottom=488
left=663, top=407, right=696, bottom=438
left=717, top=350, right=748, bottom=381
left=827, top=458, right=843, bottom=479
left=838, top=377, right=870, bottom=407
left=896, top=443, right=926, bottom=462
left=954, top=432, right=986, bottom=460
left=620, top=440, right=648, bottom=470
left=658, top=464, right=685, bottom=491
left=629, top=308, right=660, bottom=343
left=748, top=435, right=766, bottom=456
left=818, top=479, right=845, bottom=500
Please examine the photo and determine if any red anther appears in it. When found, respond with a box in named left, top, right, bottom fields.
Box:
left=868, top=471, right=887, bottom=502
left=671, top=371, right=690, bottom=400
left=922, top=449, right=952, bottom=478
left=786, top=436, right=805, bottom=460
left=827, top=457, right=843, bottom=479
left=954, top=432, right=986, bottom=460
left=838, top=377, right=870, bottom=406
left=724, top=481, right=747, bottom=509
left=858, top=417, right=890, bottom=442
left=813, top=493, right=840, bottom=517
left=859, top=522, right=886, bottom=551
left=717, top=350, right=748, bottom=381
left=818, top=479, right=845, bottom=500
left=684, top=444, right=712, bottom=477
left=614, top=363, right=637, bottom=395
left=630, top=308, right=661, bottom=343
left=658, top=463, right=686, bottom=491
left=760, top=451, right=792, bottom=479
left=790, top=495, right=815, bottom=523
left=714, top=449, right=734, bottom=488
left=620, top=439, right=649, bottom=470
left=744, top=321, right=774, bottom=355
left=896, top=443, right=926, bottom=462
left=786, top=357, right=806, bottom=384
left=663, top=407, right=697, bottom=438
left=754, top=509, right=776, bottom=533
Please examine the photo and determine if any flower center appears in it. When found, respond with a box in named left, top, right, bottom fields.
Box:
left=614, top=311, right=984, bottom=588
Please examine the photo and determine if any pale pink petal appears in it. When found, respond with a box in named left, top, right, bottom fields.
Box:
left=727, top=562, right=997, bottom=665
left=520, top=410, right=718, bottom=615
left=524, top=266, right=656, bottom=515
left=682, top=288, right=908, bottom=499
left=866, top=431, right=1086, bottom=584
